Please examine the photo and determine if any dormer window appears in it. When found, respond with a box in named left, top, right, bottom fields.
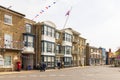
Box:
left=25, top=24, right=32, bottom=33
left=4, top=14, right=12, bottom=25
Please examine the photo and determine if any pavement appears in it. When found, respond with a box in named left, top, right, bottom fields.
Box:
left=0, top=66, right=84, bottom=75
left=0, top=70, right=37, bottom=75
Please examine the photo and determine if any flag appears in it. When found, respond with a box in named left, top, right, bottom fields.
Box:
left=65, top=7, right=72, bottom=16
left=65, top=10, right=70, bottom=16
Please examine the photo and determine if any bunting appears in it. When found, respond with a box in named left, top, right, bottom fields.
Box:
left=32, top=1, right=57, bottom=20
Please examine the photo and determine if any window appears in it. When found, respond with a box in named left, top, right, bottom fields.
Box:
left=56, top=45, right=61, bottom=53
left=23, top=35, right=34, bottom=47
left=42, top=25, right=55, bottom=38
left=64, top=57, right=72, bottom=65
left=28, top=36, right=33, bottom=47
left=25, top=24, right=32, bottom=33
left=51, top=28, right=55, bottom=38
left=4, top=56, right=11, bottom=66
left=23, top=36, right=27, bottom=46
left=4, top=34, right=12, bottom=48
left=41, top=42, right=44, bottom=52
left=56, top=32, right=59, bottom=39
left=63, top=33, right=72, bottom=42
left=91, top=49, right=93, bottom=52
left=63, top=46, right=72, bottom=55
left=4, top=14, right=12, bottom=25
left=41, top=41, right=55, bottom=53
left=47, top=43, right=52, bottom=52
left=66, top=47, right=71, bottom=54
left=43, top=25, right=47, bottom=35
left=48, top=27, right=52, bottom=37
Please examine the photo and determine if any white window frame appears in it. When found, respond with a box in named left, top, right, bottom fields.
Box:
left=4, top=14, right=12, bottom=25
left=4, top=34, right=12, bottom=48
left=28, top=36, right=33, bottom=47
left=56, top=32, right=59, bottom=39
left=26, top=24, right=32, bottom=33
left=4, top=56, right=12, bottom=67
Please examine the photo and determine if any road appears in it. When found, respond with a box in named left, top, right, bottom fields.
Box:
left=0, top=66, right=120, bottom=80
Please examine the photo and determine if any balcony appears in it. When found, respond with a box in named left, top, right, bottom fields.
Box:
left=22, top=47, right=34, bottom=54
left=3, top=42, right=23, bottom=51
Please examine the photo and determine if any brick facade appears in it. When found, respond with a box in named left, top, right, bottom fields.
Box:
left=0, top=6, right=25, bottom=71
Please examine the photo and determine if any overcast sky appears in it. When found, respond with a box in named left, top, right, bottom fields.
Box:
left=1, top=0, right=120, bottom=52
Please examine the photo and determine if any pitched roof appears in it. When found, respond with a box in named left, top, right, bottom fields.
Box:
left=0, top=5, right=25, bottom=17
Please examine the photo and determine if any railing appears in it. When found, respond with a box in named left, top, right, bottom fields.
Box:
left=3, top=41, right=24, bottom=50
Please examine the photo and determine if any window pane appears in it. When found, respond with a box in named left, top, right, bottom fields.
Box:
left=41, top=42, right=44, bottom=52
left=4, top=34, right=12, bottom=48
left=4, top=14, right=12, bottom=24
left=44, top=26, right=47, bottom=35
left=48, top=27, right=52, bottom=37
left=47, top=42, right=52, bottom=52
left=28, top=36, right=33, bottom=47
left=52, top=29, right=55, bottom=38
left=26, top=24, right=32, bottom=33
left=52, top=43, right=54, bottom=53
left=4, top=56, right=11, bottom=66
left=48, top=57, right=51, bottom=62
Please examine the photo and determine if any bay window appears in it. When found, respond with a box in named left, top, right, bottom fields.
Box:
left=41, top=41, right=55, bottom=53
left=23, top=35, right=34, bottom=47
left=41, top=25, right=55, bottom=38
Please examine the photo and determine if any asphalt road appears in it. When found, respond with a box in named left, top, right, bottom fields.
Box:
left=0, top=66, right=120, bottom=80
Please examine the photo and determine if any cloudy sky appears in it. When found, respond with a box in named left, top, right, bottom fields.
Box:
left=1, top=0, right=120, bottom=52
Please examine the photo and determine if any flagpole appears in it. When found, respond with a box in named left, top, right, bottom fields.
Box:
left=63, top=14, right=69, bottom=29
left=63, top=7, right=72, bottom=29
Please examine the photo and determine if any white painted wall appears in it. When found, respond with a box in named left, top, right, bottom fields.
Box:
left=41, top=35, right=55, bottom=43
left=41, top=52, right=55, bottom=56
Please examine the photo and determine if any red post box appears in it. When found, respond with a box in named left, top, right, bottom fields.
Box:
left=16, top=61, right=21, bottom=71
